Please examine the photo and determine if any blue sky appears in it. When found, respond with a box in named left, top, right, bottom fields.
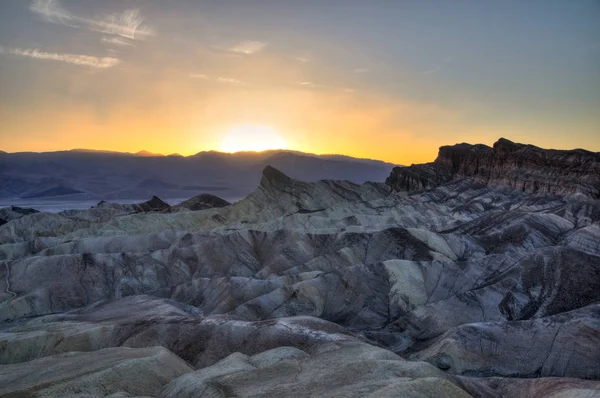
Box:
left=0, top=0, right=598, bottom=162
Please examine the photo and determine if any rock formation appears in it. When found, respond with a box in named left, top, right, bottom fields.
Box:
left=387, top=138, right=600, bottom=198
left=0, top=205, right=39, bottom=225
left=94, top=195, right=171, bottom=213
left=0, top=139, right=599, bottom=397
left=171, top=194, right=231, bottom=211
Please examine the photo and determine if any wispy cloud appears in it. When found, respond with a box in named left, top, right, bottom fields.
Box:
left=293, top=53, right=315, bottom=63
left=189, top=74, right=244, bottom=84
left=423, top=56, right=453, bottom=75
left=1, top=46, right=120, bottom=68
left=227, top=40, right=267, bottom=55
left=217, top=77, right=243, bottom=84
left=29, top=0, right=73, bottom=26
left=294, top=81, right=355, bottom=94
left=102, top=37, right=134, bottom=47
left=30, top=0, right=154, bottom=40
left=91, top=9, right=154, bottom=40
left=295, top=81, right=329, bottom=90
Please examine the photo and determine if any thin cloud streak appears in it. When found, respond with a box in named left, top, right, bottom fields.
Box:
left=29, top=0, right=73, bottom=26
left=2, top=46, right=120, bottom=68
left=189, top=74, right=244, bottom=84
left=295, top=81, right=355, bottom=94
left=228, top=40, right=267, bottom=54
left=189, top=73, right=210, bottom=79
left=102, top=37, right=134, bottom=47
left=30, top=0, right=154, bottom=40
left=296, top=81, right=327, bottom=89
left=217, top=77, right=243, bottom=84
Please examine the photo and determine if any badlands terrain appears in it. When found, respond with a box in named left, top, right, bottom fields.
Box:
left=1, top=138, right=599, bottom=397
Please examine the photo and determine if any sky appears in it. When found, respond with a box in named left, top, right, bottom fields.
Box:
left=0, top=0, right=599, bottom=164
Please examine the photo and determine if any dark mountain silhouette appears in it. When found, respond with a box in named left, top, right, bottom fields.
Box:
left=0, top=149, right=396, bottom=201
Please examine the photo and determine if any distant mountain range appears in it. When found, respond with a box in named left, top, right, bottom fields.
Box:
left=0, top=149, right=397, bottom=202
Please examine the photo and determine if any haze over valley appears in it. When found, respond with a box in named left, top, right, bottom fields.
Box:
left=0, top=149, right=394, bottom=210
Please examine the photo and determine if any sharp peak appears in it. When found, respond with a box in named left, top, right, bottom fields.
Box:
left=495, top=137, right=516, bottom=145
left=493, top=137, right=524, bottom=149
left=262, top=165, right=291, bottom=180
left=260, top=165, right=293, bottom=189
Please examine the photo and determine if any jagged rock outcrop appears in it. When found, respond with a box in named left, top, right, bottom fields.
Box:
left=171, top=194, right=231, bottom=211
left=387, top=138, right=600, bottom=198
left=1, top=152, right=600, bottom=397
left=385, top=162, right=452, bottom=193
left=94, top=195, right=171, bottom=213
left=0, top=206, right=39, bottom=226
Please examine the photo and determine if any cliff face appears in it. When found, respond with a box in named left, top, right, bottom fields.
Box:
left=387, top=138, right=600, bottom=198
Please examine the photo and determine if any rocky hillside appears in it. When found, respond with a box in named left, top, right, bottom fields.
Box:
left=1, top=140, right=599, bottom=397
left=386, top=138, right=600, bottom=198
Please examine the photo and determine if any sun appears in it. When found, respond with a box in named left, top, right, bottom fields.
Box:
left=220, top=126, right=289, bottom=153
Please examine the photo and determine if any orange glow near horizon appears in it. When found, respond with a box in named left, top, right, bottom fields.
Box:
left=0, top=59, right=598, bottom=165
left=1, top=1, right=599, bottom=165
left=1, top=105, right=599, bottom=165
left=220, top=126, right=289, bottom=153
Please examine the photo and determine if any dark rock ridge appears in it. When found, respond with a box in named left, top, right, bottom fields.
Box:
left=94, top=195, right=171, bottom=213
left=173, top=194, right=231, bottom=211
left=137, top=195, right=171, bottom=212
left=91, top=194, right=231, bottom=215
left=0, top=205, right=39, bottom=226
left=386, top=138, right=600, bottom=198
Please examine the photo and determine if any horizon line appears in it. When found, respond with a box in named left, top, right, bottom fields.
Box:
left=0, top=147, right=398, bottom=164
